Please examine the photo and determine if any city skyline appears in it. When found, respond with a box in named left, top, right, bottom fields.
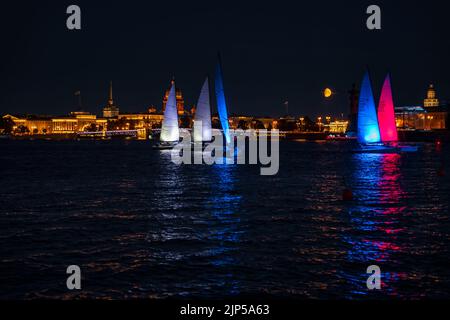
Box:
left=0, top=1, right=448, bottom=118
left=2, top=0, right=450, bottom=308
left=1, top=79, right=444, bottom=120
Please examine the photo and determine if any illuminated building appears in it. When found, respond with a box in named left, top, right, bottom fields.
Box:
left=395, top=106, right=448, bottom=130
left=162, top=79, right=185, bottom=116
left=327, top=120, right=349, bottom=134
left=148, top=106, right=157, bottom=114
left=395, top=84, right=448, bottom=130
left=117, top=113, right=164, bottom=129
left=4, top=113, right=107, bottom=135
left=256, top=118, right=277, bottom=129
left=424, top=84, right=439, bottom=108
left=3, top=115, right=53, bottom=135
left=102, top=81, right=120, bottom=118
left=51, top=117, right=79, bottom=133
left=229, top=116, right=253, bottom=129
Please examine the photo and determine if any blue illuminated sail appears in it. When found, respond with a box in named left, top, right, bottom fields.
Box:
left=215, top=54, right=231, bottom=144
left=357, top=71, right=381, bottom=144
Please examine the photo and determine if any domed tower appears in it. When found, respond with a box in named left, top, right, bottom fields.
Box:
left=424, top=84, right=440, bottom=108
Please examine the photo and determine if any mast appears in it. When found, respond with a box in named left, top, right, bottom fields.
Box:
left=108, top=81, right=114, bottom=105
left=215, top=53, right=231, bottom=144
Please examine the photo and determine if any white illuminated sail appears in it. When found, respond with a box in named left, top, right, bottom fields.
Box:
left=160, top=84, right=180, bottom=142
left=193, top=78, right=212, bottom=143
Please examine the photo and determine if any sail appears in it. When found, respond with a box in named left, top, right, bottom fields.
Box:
left=193, top=77, right=212, bottom=143
left=377, top=74, right=398, bottom=142
left=357, top=71, right=381, bottom=144
left=215, top=54, right=231, bottom=144
left=160, top=83, right=179, bottom=142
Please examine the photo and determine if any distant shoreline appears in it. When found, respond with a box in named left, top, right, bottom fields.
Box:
left=2, top=129, right=449, bottom=143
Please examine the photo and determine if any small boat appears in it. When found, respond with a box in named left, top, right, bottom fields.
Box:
left=326, top=135, right=357, bottom=141
left=397, top=145, right=419, bottom=152
left=352, top=143, right=398, bottom=154
left=153, top=81, right=180, bottom=149
left=152, top=141, right=179, bottom=150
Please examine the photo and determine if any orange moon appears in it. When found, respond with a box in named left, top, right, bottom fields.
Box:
left=324, top=88, right=333, bottom=98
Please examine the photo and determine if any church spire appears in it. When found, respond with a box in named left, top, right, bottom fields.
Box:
left=108, top=81, right=113, bottom=106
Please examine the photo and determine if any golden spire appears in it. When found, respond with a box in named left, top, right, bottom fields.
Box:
left=108, top=81, right=113, bottom=105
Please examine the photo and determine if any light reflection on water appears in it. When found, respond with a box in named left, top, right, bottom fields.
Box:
left=0, top=140, right=449, bottom=299
left=207, top=164, right=242, bottom=295
left=344, top=153, right=416, bottom=298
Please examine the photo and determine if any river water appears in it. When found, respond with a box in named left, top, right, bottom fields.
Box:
left=0, top=140, right=449, bottom=299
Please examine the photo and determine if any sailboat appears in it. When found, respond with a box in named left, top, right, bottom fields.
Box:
left=377, top=73, right=418, bottom=152
left=154, top=82, right=180, bottom=149
left=354, top=70, right=396, bottom=153
left=215, top=53, right=231, bottom=145
left=193, top=77, right=212, bottom=145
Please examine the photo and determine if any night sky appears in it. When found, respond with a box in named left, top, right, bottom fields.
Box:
left=0, top=0, right=448, bottom=118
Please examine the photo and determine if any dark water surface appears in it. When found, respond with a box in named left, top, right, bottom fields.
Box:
left=1, top=140, right=449, bottom=299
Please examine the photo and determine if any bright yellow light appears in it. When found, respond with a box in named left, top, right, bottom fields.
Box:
left=324, top=88, right=333, bottom=98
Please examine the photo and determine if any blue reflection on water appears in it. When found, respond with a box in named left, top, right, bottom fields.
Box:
left=343, top=152, right=407, bottom=298
left=206, top=164, right=242, bottom=295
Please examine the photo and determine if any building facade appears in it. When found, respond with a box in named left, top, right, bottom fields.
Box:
left=395, top=84, right=448, bottom=130
left=395, top=106, right=448, bottom=131
left=116, top=113, right=164, bottom=129
left=4, top=113, right=107, bottom=135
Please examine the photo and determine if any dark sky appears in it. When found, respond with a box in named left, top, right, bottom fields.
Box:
left=0, top=0, right=448, bottom=118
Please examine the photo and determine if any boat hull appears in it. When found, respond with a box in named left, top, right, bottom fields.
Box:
left=152, top=141, right=179, bottom=150
left=352, top=143, right=419, bottom=154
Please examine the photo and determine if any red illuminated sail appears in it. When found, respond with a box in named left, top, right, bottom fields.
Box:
left=378, top=74, right=398, bottom=142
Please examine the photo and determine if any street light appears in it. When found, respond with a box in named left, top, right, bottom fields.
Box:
left=317, top=117, right=323, bottom=132
left=299, top=117, right=305, bottom=132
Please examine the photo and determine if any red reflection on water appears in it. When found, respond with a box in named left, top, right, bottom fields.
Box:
left=348, top=152, right=409, bottom=296
left=378, top=154, right=404, bottom=201
left=368, top=153, right=405, bottom=262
